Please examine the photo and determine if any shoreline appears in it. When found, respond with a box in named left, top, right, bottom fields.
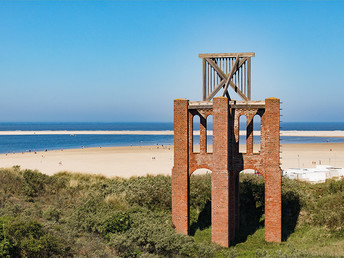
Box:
left=1, top=142, right=344, bottom=178
left=0, top=130, right=344, bottom=137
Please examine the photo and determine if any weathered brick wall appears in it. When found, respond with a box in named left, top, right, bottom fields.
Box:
left=172, top=97, right=281, bottom=246
left=212, top=97, right=231, bottom=246
left=261, top=98, right=281, bottom=242
left=172, top=99, right=189, bottom=235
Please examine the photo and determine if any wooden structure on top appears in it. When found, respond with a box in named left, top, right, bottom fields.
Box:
left=199, top=52, right=254, bottom=101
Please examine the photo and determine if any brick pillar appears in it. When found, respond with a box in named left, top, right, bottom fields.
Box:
left=262, top=97, right=281, bottom=242
left=200, top=115, right=207, bottom=153
left=172, top=99, right=190, bottom=235
left=212, top=97, right=234, bottom=247
left=246, top=114, right=254, bottom=154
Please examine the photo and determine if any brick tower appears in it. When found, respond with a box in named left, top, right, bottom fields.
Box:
left=172, top=53, right=281, bottom=247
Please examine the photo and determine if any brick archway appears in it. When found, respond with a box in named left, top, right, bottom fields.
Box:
left=172, top=97, right=281, bottom=247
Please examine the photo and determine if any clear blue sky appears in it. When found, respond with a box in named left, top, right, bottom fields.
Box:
left=1, top=1, right=343, bottom=122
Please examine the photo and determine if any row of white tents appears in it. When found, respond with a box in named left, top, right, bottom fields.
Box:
left=283, top=165, right=344, bottom=183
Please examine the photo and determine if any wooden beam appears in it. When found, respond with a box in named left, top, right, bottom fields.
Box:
left=205, top=58, right=227, bottom=80
left=203, top=58, right=228, bottom=101
left=222, top=57, right=247, bottom=98
left=229, top=81, right=248, bottom=101
left=237, top=58, right=247, bottom=72
left=199, top=52, right=255, bottom=58
left=205, top=79, right=226, bottom=101
left=205, top=57, right=248, bottom=101
left=202, top=55, right=250, bottom=101
left=202, top=58, right=206, bottom=101
left=188, top=100, right=266, bottom=109
left=247, top=57, right=251, bottom=100
left=225, top=91, right=231, bottom=99
left=222, top=55, right=240, bottom=96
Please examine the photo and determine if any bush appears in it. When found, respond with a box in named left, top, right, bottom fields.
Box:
left=108, top=209, right=215, bottom=257
left=0, top=216, right=69, bottom=257
left=123, top=175, right=172, bottom=211
left=2, top=167, right=344, bottom=256
left=43, top=207, right=61, bottom=222
left=189, top=174, right=212, bottom=235
left=190, top=174, right=211, bottom=211
left=22, top=170, right=50, bottom=198
left=0, top=167, right=23, bottom=197
left=238, top=174, right=265, bottom=240
left=71, top=194, right=114, bottom=233
left=0, top=216, right=16, bottom=256
left=104, top=211, right=132, bottom=237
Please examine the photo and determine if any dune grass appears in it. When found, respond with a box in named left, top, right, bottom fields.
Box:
left=0, top=166, right=343, bottom=257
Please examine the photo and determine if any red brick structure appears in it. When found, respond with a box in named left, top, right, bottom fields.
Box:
left=172, top=53, right=281, bottom=247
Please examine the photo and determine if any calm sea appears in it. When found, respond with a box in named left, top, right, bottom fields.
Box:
left=0, top=122, right=344, bottom=154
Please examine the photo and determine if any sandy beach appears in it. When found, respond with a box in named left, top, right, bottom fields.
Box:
left=0, top=142, right=343, bottom=177
left=0, top=130, right=344, bottom=137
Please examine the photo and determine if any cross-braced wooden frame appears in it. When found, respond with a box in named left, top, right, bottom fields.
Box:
left=199, top=52, right=254, bottom=101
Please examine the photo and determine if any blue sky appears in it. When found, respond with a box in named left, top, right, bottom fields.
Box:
left=1, top=1, right=343, bottom=122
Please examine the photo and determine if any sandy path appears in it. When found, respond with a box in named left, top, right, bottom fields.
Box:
left=0, top=143, right=343, bottom=177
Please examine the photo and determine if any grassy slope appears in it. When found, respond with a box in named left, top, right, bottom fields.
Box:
left=0, top=166, right=343, bottom=257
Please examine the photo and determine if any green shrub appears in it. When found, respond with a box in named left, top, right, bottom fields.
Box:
left=22, top=170, right=50, bottom=198
left=124, top=175, right=172, bottom=211
left=190, top=174, right=211, bottom=211
left=312, top=192, right=344, bottom=229
left=328, top=178, right=344, bottom=194
left=71, top=194, right=116, bottom=234
left=19, top=233, right=67, bottom=257
left=6, top=219, right=44, bottom=241
left=2, top=167, right=344, bottom=256
left=0, top=216, right=16, bottom=257
left=0, top=168, right=23, bottom=197
left=189, top=174, right=212, bottom=235
left=43, top=207, right=61, bottom=222
left=0, top=216, right=69, bottom=257
left=238, top=174, right=265, bottom=240
left=108, top=209, right=214, bottom=257
left=104, top=211, right=132, bottom=237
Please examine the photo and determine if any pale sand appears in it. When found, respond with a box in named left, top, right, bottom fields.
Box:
left=0, top=130, right=344, bottom=137
left=0, top=143, right=344, bottom=177
left=0, top=146, right=174, bottom=177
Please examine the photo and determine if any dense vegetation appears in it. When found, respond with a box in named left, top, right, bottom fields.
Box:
left=0, top=166, right=344, bottom=257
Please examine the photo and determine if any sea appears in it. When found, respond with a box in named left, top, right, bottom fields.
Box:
left=0, top=122, right=344, bottom=154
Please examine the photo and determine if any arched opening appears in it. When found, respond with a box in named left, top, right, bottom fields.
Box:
left=189, top=168, right=212, bottom=239
left=206, top=115, right=213, bottom=153
left=237, top=169, right=265, bottom=243
left=193, top=115, right=200, bottom=153
left=239, top=115, right=247, bottom=153
left=253, top=115, right=261, bottom=153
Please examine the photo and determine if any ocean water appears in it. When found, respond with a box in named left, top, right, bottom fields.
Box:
left=0, top=122, right=173, bottom=131
left=2, top=121, right=344, bottom=131
left=0, top=122, right=343, bottom=154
